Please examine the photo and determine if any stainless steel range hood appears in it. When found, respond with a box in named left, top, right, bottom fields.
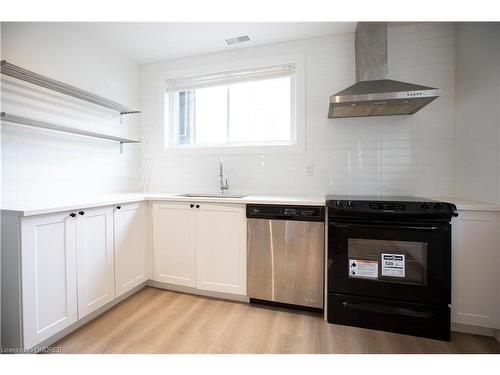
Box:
left=329, top=23, right=440, bottom=118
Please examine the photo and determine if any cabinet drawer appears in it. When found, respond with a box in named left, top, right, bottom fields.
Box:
left=328, top=293, right=450, bottom=341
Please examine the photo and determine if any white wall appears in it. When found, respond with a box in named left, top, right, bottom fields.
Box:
left=455, top=23, right=500, bottom=203
left=140, top=23, right=456, bottom=197
left=6, top=22, right=496, bottom=202
left=1, top=23, right=142, bottom=203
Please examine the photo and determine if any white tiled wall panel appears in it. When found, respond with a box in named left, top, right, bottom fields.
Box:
left=140, top=23, right=457, bottom=197
left=455, top=23, right=500, bottom=204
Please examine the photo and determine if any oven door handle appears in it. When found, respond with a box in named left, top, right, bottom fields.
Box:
left=342, top=301, right=434, bottom=318
left=330, top=222, right=447, bottom=232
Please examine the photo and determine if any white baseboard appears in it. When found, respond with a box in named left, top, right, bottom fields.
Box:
left=147, top=280, right=249, bottom=303
left=451, top=322, right=495, bottom=337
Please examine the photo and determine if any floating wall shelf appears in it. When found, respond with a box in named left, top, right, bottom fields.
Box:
left=1, top=112, right=141, bottom=152
left=1, top=60, right=141, bottom=115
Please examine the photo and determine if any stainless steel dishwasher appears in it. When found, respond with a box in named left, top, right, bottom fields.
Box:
left=246, top=204, right=325, bottom=310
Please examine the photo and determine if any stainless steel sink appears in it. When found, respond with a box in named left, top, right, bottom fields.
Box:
left=179, top=193, right=247, bottom=199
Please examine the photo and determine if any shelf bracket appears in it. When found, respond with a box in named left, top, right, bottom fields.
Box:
left=120, top=142, right=124, bottom=154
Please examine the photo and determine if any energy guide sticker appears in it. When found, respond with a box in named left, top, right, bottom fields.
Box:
left=381, top=253, right=405, bottom=277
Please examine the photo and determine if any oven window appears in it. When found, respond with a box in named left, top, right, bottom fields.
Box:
left=348, top=238, right=428, bottom=285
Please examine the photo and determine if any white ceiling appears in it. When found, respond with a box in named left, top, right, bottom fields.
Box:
left=75, top=22, right=356, bottom=64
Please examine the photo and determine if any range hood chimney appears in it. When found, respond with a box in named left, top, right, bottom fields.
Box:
left=328, top=22, right=440, bottom=118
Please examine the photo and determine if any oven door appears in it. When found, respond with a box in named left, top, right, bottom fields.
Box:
left=328, top=221, right=451, bottom=305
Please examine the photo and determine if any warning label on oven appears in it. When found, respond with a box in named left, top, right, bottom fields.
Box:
left=381, top=253, right=406, bottom=277
left=349, top=259, right=378, bottom=279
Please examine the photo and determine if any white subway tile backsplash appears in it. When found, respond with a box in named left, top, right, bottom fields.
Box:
left=140, top=23, right=456, bottom=197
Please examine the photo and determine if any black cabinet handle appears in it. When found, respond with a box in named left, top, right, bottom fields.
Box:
left=78, top=211, right=85, bottom=215
left=196, top=204, right=200, bottom=208
left=116, top=205, right=121, bottom=210
left=70, top=212, right=76, bottom=217
left=190, top=204, right=194, bottom=208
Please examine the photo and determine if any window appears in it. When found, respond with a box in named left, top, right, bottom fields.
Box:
left=164, top=65, right=296, bottom=150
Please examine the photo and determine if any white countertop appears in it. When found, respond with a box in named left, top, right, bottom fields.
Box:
left=1, top=193, right=326, bottom=217
left=1, top=193, right=148, bottom=217
left=2, top=193, right=499, bottom=217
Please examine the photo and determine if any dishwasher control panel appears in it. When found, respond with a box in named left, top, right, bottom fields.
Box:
left=247, top=205, right=325, bottom=222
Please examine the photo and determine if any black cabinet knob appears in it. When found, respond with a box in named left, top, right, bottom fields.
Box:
left=190, top=204, right=194, bottom=208
left=78, top=211, right=85, bottom=215
left=116, top=205, right=121, bottom=210
left=70, top=212, right=76, bottom=217
left=196, top=204, right=200, bottom=208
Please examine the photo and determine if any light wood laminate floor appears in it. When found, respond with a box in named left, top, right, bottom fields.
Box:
left=55, top=287, right=500, bottom=354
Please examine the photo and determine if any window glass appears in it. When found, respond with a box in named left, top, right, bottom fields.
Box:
left=165, top=66, right=295, bottom=148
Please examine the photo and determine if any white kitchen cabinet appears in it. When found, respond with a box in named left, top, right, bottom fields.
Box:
left=152, top=202, right=246, bottom=296
left=114, top=202, right=148, bottom=297
left=76, top=206, right=115, bottom=319
left=20, top=211, right=79, bottom=349
left=153, top=202, right=196, bottom=287
left=451, top=210, right=500, bottom=329
left=2, top=196, right=245, bottom=350
left=195, top=204, right=246, bottom=295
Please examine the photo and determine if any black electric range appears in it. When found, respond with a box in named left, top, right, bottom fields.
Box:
left=326, top=195, right=457, bottom=341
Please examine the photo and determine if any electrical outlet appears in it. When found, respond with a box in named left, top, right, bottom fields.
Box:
left=306, top=163, right=314, bottom=176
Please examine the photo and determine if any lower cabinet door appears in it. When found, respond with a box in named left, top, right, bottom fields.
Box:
left=195, top=203, right=247, bottom=295
left=153, top=202, right=196, bottom=287
left=451, top=211, right=500, bottom=329
left=21, top=211, right=78, bottom=349
left=114, top=202, right=148, bottom=297
left=76, top=206, right=115, bottom=319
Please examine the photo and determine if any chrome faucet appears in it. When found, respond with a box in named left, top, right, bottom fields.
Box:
left=218, top=157, right=229, bottom=195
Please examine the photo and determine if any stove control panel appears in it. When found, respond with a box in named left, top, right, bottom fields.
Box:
left=327, top=198, right=457, bottom=219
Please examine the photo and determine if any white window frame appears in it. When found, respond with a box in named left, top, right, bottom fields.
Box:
left=157, top=54, right=305, bottom=155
